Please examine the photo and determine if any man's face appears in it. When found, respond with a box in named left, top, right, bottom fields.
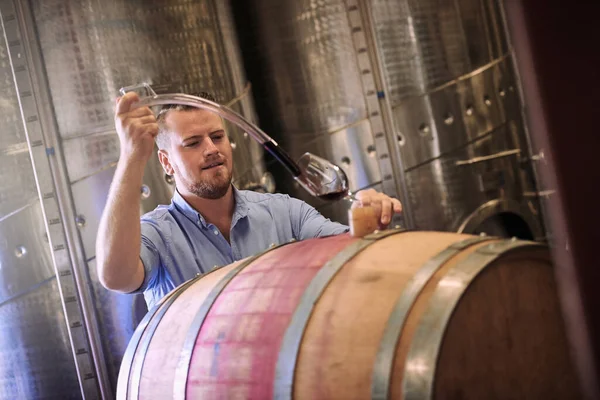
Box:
left=159, top=109, right=234, bottom=199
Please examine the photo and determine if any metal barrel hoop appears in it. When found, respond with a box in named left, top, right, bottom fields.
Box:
left=402, top=239, right=544, bottom=399
left=371, top=235, right=495, bottom=400
left=274, top=228, right=407, bottom=399
left=173, top=241, right=294, bottom=400
left=117, top=271, right=208, bottom=400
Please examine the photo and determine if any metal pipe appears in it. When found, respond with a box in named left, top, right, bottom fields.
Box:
left=356, top=0, right=415, bottom=229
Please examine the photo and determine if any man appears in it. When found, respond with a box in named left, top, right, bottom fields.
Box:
left=96, top=92, right=402, bottom=309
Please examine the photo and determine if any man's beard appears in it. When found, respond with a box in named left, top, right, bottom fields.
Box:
left=190, top=176, right=232, bottom=199
left=177, top=166, right=233, bottom=199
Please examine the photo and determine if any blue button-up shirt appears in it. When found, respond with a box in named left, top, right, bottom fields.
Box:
left=137, top=187, right=349, bottom=309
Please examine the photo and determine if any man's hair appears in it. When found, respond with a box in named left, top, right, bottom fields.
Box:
left=155, top=91, right=218, bottom=150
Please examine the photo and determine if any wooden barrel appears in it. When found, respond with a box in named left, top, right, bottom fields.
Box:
left=117, top=230, right=580, bottom=399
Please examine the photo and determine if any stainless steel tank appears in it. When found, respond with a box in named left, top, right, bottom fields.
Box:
left=0, top=0, right=267, bottom=397
left=233, top=0, right=405, bottom=225
left=238, top=0, right=544, bottom=238
left=370, top=0, right=542, bottom=237
left=0, top=4, right=81, bottom=398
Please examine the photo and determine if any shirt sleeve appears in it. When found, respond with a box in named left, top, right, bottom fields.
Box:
left=130, top=220, right=167, bottom=293
left=288, top=196, right=349, bottom=240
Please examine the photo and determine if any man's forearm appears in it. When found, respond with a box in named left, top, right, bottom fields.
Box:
left=96, top=157, right=146, bottom=291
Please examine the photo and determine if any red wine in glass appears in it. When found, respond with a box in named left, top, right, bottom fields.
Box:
left=318, top=190, right=349, bottom=201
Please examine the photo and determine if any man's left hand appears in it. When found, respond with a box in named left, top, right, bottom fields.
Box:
left=352, top=189, right=402, bottom=228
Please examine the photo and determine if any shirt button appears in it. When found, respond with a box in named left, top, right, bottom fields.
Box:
left=213, top=230, right=219, bottom=235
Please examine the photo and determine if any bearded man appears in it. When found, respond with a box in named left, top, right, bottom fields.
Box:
left=96, top=92, right=402, bottom=309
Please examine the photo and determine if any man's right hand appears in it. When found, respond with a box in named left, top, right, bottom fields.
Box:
left=97, top=92, right=157, bottom=294
left=115, top=92, right=159, bottom=163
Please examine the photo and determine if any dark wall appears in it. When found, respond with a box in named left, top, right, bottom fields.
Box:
left=502, top=1, right=600, bottom=398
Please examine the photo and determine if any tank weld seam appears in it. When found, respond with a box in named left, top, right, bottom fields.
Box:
left=224, top=81, right=252, bottom=108
left=404, top=122, right=508, bottom=173
left=0, top=275, right=56, bottom=308
left=391, top=52, right=511, bottom=108
left=0, top=197, right=38, bottom=223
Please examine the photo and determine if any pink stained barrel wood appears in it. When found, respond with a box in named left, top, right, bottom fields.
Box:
left=117, top=230, right=581, bottom=399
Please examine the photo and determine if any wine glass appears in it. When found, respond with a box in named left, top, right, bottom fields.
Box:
left=295, top=153, right=350, bottom=201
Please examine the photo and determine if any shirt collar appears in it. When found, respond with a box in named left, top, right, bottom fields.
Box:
left=172, top=186, right=249, bottom=228
left=232, top=186, right=250, bottom=225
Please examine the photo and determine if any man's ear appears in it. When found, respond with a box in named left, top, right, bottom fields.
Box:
left=158, top=149, right=174, bottom=176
